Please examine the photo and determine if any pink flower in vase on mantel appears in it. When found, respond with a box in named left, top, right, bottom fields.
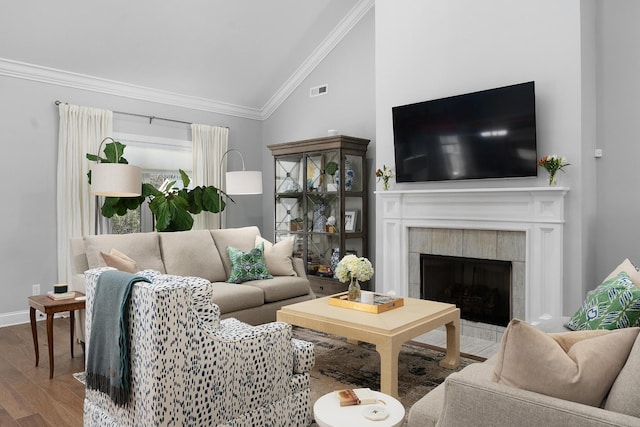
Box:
left=537, top=154, right=570, bottom=186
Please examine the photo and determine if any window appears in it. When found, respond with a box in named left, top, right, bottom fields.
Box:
left=107, top=133, right=192, bottom=234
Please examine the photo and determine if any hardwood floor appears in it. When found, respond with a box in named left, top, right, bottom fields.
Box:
left=0, top=317, right=85, bottom=426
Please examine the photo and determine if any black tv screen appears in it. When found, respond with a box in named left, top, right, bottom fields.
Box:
left=392, top=82, right=537, bottom=182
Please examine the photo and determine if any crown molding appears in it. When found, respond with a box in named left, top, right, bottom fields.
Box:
left=0, top=0, right=374, bottom=121
left=261, top=0, right=375, bottom=119
left=0, top=58, right=263, bottom=120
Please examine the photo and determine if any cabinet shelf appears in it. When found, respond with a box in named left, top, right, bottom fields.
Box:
left=269, top=135, right=370, bottom=296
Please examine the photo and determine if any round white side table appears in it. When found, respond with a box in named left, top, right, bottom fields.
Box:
left=313, top=390, right=405, bottom=427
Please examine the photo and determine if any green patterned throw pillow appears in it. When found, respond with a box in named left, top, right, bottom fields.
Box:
left=566, top=272, right=640, bottom=330
left=226, top=242, right=273, bottom=284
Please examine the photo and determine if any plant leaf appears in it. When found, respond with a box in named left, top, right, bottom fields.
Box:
left=179, top=169, right=190, bottom=188
left=201, top=186, right=224, bottom=213
left=103, top=141, right=128, bottom=164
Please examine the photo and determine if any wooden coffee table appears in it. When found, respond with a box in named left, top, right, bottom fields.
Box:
left=277, top=295, right=460, bottom=398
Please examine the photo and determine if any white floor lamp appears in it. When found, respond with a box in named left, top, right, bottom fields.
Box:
left=219, top=148, right=262, bottom=228
left=90, top=137, right=142, bottom=234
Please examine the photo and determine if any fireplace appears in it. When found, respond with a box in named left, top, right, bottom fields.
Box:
left=421, top=254, right=511, bottom=327
left=376, top=187, right=568, bottom=341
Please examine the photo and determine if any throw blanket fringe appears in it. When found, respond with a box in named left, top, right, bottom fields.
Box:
left=86, top=270, right=150, bottom=406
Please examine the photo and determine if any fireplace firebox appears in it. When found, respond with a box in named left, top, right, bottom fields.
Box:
left=421, top=254, right=511, bottom=327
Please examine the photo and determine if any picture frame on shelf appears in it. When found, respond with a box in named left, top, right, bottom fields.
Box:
left=344, top=210, right=358, bottom=232
left=306, top=155, right=323, bottom=191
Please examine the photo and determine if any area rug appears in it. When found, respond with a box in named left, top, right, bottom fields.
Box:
left=75, top=328, right=480, bottom=424
left=292, top=327, right=479, bottom=417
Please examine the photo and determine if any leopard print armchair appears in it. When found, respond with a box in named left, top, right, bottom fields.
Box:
left=83, top=268, right=315, bottom=426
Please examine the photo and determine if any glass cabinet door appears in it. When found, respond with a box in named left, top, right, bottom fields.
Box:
left=269, top=135, right=369, bottom=292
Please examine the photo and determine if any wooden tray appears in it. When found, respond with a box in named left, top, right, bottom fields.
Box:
left=328, top=292, right=404, bottom=314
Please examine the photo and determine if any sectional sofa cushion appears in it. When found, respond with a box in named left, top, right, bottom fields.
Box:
left=159, top=230, right=226, bottom=282
left=256, top=235, right=296, bottom=276
left=211, top=226, right=261, bottom=276
left=83, top=232, right=166, bottom=273
left=494, top=318, right=639, bottom=407
left=208, top=282, right=265, bottom=313
left=244, top=276, right=311, bottom=303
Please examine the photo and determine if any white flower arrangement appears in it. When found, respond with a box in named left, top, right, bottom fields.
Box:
left=375, top=165, right=394, bottom=190
left=335, top=254, right=374, bottom=283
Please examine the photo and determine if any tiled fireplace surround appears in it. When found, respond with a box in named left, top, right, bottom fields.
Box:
left=376, top=187, right=568, bottom=342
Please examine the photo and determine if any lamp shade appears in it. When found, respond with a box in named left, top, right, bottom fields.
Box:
left=91, top=163, right=142, bottom=197
left=225, top=171, right=262, bottom=195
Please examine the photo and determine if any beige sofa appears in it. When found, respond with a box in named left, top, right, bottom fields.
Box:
left=408, top=319, right=640, bottom=427
left=70, top=226, right=314, bottom=343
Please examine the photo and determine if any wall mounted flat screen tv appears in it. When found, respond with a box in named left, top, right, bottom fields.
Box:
left=392, top=81, right=537, bottom=182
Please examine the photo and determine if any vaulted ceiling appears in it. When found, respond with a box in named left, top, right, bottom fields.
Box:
left=1, top=0, right=370, bottom=117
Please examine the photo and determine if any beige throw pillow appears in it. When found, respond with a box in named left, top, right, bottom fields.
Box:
left=100, top=248, right=139, bottom=274
left=255, top=236, right=296, bottom=277
left=605, top=258, right=640, bottom=288
left=493, top=318, right=639, bottom=407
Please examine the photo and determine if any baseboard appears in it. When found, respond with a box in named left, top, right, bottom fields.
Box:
left=0, top=309, right=30, bottom=327
left=0, top=310, right=68, bottom=328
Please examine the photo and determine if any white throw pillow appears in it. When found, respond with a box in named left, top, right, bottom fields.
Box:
left=255, top=236, right=296, bottom=276
left=605, top=258, right=640, bottom=289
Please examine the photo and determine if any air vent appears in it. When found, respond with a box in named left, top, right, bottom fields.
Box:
left=310, top=84, right=329, bottom=98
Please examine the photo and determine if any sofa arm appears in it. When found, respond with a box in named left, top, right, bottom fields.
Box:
left=292, top=257, right=307, bottom=279
left=292, top=338, right=315, bottom=374
left=437, top=369, right=640, bottom=427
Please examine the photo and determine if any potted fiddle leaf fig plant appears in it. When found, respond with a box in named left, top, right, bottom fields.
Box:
left=87, top=140, right=232, bottom=232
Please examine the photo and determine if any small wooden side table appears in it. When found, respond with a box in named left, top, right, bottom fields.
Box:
left=28, top=292, right=86, bottom=379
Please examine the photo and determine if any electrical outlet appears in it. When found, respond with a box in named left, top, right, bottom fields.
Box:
left=32, top=283, right=40, bottom=296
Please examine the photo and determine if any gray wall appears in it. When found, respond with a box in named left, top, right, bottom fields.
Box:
left=0, top=74, right=261, bottom=325
left=595, top=1, right=640, bottom=280
left=374, top=0, right=598, bottom=314
left=261, top=9, right=376, bottom=263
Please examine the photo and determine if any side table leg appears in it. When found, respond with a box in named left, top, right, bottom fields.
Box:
left=46, top=314, right=54, bottom=379
left=70, top=310, right=75, bottom=358
left=30, top=307, right=39, bottom=366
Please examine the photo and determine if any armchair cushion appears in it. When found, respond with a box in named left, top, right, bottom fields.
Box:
left=566, top=272, right=640, bottom=330
left=604, top=333, right=640, bottom=417
left=494, top=318, right=639, bottom=407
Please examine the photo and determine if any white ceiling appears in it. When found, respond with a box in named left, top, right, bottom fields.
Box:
left=1, top=0, right=365, bottom=113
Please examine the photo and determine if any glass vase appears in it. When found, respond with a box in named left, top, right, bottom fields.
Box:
left=382, top=179, right=390, bottom=191
left=348, top=276, right=361, bottom=301
left=548, top=171, right=557, bottom=186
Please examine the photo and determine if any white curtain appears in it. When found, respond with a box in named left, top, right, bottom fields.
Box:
left=191, top=124, right=228, bottom=229
left=57, top=104, right=112, bottom=284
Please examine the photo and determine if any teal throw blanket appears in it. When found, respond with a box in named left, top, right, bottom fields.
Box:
left=86, top=270, right=150, bottom=406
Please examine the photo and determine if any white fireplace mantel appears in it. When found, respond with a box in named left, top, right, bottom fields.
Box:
left=375, top=187, right=569, bottom=322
